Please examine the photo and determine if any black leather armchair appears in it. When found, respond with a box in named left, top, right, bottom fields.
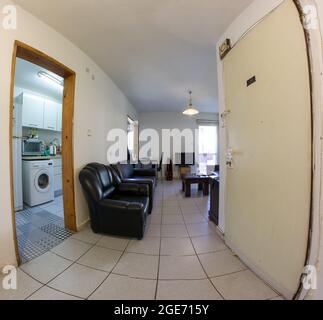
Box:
left=114, top=164, right=157, bottom=182
left=79, top=163, right=149, bottom=240
left=111, top=164, right=156, bottom=213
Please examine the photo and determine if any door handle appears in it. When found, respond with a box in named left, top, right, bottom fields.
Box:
left=226, top=148, right=234, bottom=169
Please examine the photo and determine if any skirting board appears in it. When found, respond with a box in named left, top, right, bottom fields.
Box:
left=225, top=238, right=294, bottom=300
left=212, top=224, right=225, bottom=241
left=77, top=219, right=90, bottom=232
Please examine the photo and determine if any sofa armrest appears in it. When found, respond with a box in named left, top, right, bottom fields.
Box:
left=134, top=168, right=157, bottom=177
left=98, top=199, right=144, bottom=214
left=117, top=183, right=149, bottom=197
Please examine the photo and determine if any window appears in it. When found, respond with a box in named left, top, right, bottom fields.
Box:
left=198, top=123, right=218, bottom=174
left=127, top=116, right=138, bottom=162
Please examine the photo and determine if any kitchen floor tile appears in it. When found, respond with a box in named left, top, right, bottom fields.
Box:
left=211, top=270, right=278, bottom=300
left=48, top=264, right=107, bottom=299
left=145, top=225, right=161, bottom=238
left=28, top=286, right=82, bottom=300
left=162, top=207, right=182, bottom=215
left=96, top=235, right=130, bottom=251
left=72, top=228, right=102, bottom=245
left=113, top=253, right=159, bottom=279
left=161, top=237, right=195, bottom=256
left=159, top=255, right=206, bottom=280
left=51, top=238, right=92, bottom=261
left=161, top=225, right=189, bottom=238
left=77, top=246, right=122, bottom=272
left=148, top=214, right=162, bottom=225
left=126, top=237, right=160, bottom=255
left=191, top=235, right=227, bottom=254
left=199, top=251, right=246, bottom=278
left=157, top=279, right=223, bottom=300
left=0, top=269, right=42, bottom=300
left=183, top=214, right=207, bottom=224
left=186, top=223, right=215, bottom=237
left=89, top=274, right=156, bottom=300
left=20, top=251, right=72, bottom=284
left=162, top=215, right=185, bottom=225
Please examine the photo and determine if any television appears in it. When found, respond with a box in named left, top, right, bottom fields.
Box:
left=175, top=153, right=195, bottom=166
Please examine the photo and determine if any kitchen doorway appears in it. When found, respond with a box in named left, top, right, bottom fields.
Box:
left=9, top=41, right=77, bottom=265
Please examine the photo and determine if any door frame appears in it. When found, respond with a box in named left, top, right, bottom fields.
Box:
left=9, top=40, right=77, bottom=265
left=216, top=0, right=323, bottom=299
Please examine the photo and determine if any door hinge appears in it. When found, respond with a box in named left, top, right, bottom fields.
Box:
left=219, top=39, right=232, bottom=60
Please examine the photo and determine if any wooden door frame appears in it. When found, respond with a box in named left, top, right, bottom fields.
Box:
left=9, top=40, right=77, bottom=265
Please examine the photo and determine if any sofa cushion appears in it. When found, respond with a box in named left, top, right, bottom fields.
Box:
left=117, top=164, right=135, bottom=179
left=133, top=176, right=156, bottom=187
left=87, top=163, right=115, bottom=198
left=111, top=195, right=149, bottom=213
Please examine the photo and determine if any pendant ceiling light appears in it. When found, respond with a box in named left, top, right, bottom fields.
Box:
left=183, top=90, right=199, bottom=116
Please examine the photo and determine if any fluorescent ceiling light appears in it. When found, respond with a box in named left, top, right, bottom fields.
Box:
left=183, top=91, right=199, bottom=116
left=38, top=71, right=63, bottom=87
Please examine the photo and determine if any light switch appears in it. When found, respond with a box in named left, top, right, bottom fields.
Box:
left=87, top=129, right=92, bottom=137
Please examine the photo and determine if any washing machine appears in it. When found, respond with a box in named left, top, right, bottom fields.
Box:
left=22, top=160, right=54, bottom=207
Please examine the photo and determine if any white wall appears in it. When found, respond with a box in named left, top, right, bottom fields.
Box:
left=139, top=112, right=218, bottom=177
left=0, top=0, right=138, bottom=268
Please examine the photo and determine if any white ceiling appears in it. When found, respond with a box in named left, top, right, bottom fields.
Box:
left=15, top=58, right=64, bottom=101
left=13, top=0, right=253, bottom=113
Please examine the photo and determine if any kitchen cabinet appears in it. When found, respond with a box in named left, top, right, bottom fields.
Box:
left=43, top=100, right=59, bottom=131
left=53, top=158, right=63, bottom=196
left=57, top=103, right=62, bottom=132
left=20, top=92, right=62, bottom=132
left=21, top=94, right=44, bottom=129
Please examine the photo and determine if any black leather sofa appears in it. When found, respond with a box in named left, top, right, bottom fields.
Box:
left=79, top=163, right=149, bottom=240
left=111, top=164, right=156, bottom=213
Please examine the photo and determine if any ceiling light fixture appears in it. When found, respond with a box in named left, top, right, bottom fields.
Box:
left=183, top=90, right=199, bottom=116
left=38, top=71, right=63, bottom=87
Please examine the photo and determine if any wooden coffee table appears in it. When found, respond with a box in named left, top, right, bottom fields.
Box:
left=182, top=175, right=210, bottom=198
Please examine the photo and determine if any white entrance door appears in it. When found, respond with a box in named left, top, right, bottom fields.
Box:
left=223, top=0, right=312, bottom=297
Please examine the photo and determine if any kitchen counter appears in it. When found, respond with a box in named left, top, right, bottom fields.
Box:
left=22, top=155, right=62, bottom=161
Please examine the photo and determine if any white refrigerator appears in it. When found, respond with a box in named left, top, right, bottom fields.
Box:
left=12, top=96, right=23, bottom=212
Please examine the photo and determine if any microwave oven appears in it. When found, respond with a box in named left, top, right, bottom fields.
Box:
left=22, top=139, right=44, bottom=156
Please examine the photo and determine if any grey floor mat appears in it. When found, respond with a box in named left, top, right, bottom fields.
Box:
left=15, top=205, right=73, bottom=264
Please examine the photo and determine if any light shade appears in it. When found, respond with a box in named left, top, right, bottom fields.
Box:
left=183, top=106, right=199, bottom=116
left=183, top=90, right=199, bottom=116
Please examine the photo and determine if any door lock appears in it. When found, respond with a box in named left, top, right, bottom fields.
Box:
left=226, top=148, right=234, bottom=169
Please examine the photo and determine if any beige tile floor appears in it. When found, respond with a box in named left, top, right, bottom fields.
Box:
left=0, top=181, right=283, bottom=300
